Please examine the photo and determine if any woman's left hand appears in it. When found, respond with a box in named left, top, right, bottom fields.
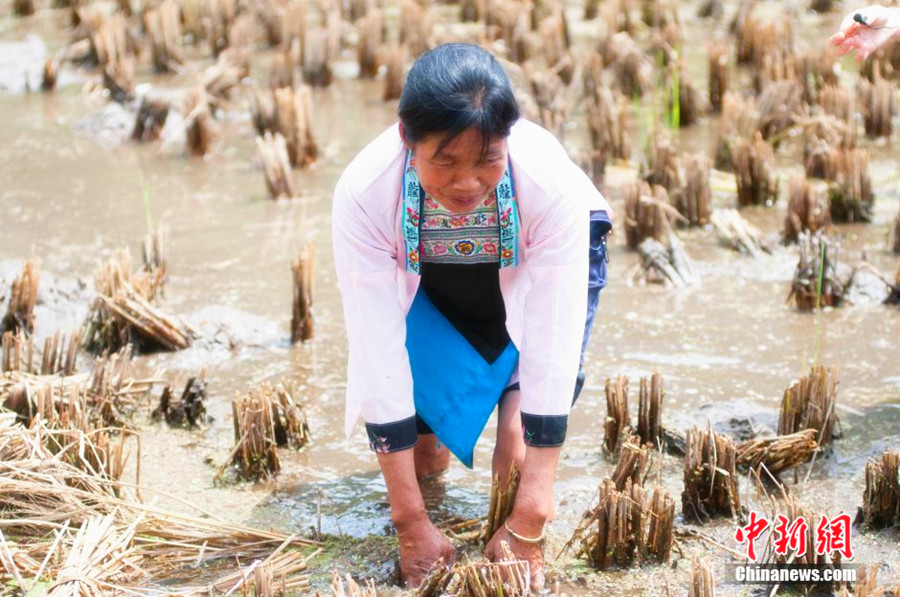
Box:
left=484, top=520, right=545, bottom=591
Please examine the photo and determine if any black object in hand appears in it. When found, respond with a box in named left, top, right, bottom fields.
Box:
left=853, top=12, right=893, bottom=29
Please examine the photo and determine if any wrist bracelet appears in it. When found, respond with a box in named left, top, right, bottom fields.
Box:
left=504, top=520, right=545, bottom=544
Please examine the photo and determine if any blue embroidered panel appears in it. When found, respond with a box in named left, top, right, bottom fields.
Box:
left=401, top=150, right=518, bottom=274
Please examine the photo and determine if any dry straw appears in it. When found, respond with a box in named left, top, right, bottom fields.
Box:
left=14, top=0, right=35, bottom=16
left=754, top=48, right=797, bottom=94
left=714, top=93, right=759, bottom=171
left=132, top=97, right=170, bottom=143
left=623, top=181, right=682, bottom=250
left=735, top=429, right=818, bottom=476
left=400, top=0, right=432, bottom=58
left=732, top=133, right=779, bottom=207
left=268, top=49, right=295, bottom=90
left=184, top=86, right=216, bottom=157
left=301, top=16, right=340, bottom=87
left=42, top=59, right=57, bottom=91
left=689, top=554, right=715, bottom=597
left=151, top=376, right=208, bottom=428
left=611, top=436, right=650, bottom=491
left=784, top=175, right=830, bottom=243
left=601, top=32, right=653, bottom=98
left=72, top=11, right=138, bottom=100
left=140, top=225, right=167, bottom=302
left=256, top=132, right=299, bottom=200
left=604, top=375, right=630, bottom=454
left=889, top=267, right=900, bottom=305
left=857, top=449, right=900, bottom=530
left=824, top=148, right=874, bottom=223
left=40, top=331, right=81, bottom=376
left=836, top=565, right=900, bottom=597
left=521, top=63, right=571, bottom=142
left=1, top=257, right=39, bottom=336
left=3, top=344, right=159, bottom=429
left=228, top=389, right=280, bottom=480
left=777, top=365, right=839, bottom=449
left=710, top=209, right=771, bottom=257
left=480, top=463, right=520, bottom=544
left=415, top=543, right=530, bottom=597
left=767, top=491, right=825, bottom=566
left=643, top=133, right=682, bottom=195
left=736, top=13, right=794, bottom=67
left=82, top=249, right=194, bottom=354
left=801, top=89, right=857, bottom=184
left=788, top=233, right=843, bottom=311
left=252, top=86, right=318, bottom=169
left=2, top=330, right=35, bottom=374
left=381, top=43, right=408, bottom=102
left=202, top=48, right=250, bottom=102
left=291, top=243, right=315, bottom=344
left=601, top=0, right=637, bottom=35
left=889, top=208, right=900, bottom=255
left=678, top=153, right=712, bottom=227
left=637, top=373, right=664, bottom=448
left=566, top=478, right=674, bottom=570
left=708, top=43, right=729, bottom=113
left=144, top=0, right=183, bottom=74
left=682, top=426, right=741, bottom=522
left=356, top=10, right=383, bottom=79
left=583, top=58, right=630, bottom=184
left=222, top=382, right=311, bottom=481
left=0, top=413, right=320, bottom=595
left=633, top=236, right=696, bottom=287
left=327, top=569, right=377, bottom=596
left=797, top=51, right=838, bottom=105
left=838, top=565, right=880, bottom=597
left=819, top=85, right=856, bottom=124
left=667, top=63, right=707, bottom=128
left=858, top=74, right=896, bottom=139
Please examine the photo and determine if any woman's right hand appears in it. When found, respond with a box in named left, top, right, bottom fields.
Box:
left=396, top=516, right=456, bottom=588
left=830, top=5, right=900, bottom=61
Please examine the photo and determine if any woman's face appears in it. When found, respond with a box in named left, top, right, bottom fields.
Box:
left=407, top=127, right=508, bottom=214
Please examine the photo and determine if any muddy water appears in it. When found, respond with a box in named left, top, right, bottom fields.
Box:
left=1, top=1, right=899, bottom=594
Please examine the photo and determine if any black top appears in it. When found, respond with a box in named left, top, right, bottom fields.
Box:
left=420, top=261, right=511, bottom=364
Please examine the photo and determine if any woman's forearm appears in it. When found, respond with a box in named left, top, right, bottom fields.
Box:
left=506, top=445, right=561, bottom=536
left=376, top=449, right=428, bottom=528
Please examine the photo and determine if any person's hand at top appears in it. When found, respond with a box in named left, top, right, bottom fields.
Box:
left=830, top=5, right=900, bottom=61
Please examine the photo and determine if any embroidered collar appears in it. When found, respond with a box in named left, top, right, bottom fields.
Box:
left=401, top=149, right=518, bottom=274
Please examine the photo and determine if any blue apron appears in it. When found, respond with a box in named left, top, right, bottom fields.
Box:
left=405, top=288, right=519, bottom=468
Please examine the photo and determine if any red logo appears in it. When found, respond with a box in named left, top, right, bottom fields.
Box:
left=735, top=512, right=854, bottom=561
left=773, top=514, right=808, bottom=557
left=734, top=510, right=769, bottom=562
left=815, top=513, right=853, bottom=559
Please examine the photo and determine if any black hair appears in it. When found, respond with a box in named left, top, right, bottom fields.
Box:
left=398, top=43, right=520, bottom=157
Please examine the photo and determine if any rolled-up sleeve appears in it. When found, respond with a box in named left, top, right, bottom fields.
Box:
left=517, top=186, right=590, bottom=447
left=332, top=176, right=417, bottom=452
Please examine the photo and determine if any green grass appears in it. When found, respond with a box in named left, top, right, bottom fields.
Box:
left=667, top=58, right=681, bottom=130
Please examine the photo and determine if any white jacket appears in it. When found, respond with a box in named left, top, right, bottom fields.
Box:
left=332, top=119, right=613, bottom=438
